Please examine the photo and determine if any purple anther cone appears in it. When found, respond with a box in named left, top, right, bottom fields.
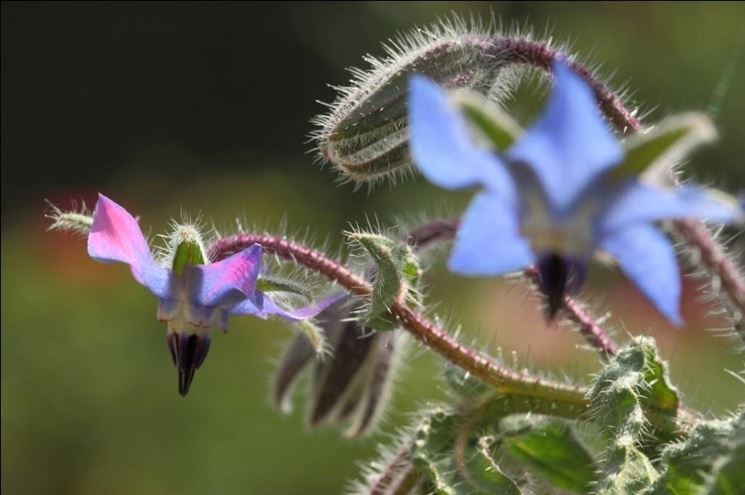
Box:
left=167, top=333, right=212, bottom=396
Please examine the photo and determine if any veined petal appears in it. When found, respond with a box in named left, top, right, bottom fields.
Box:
left=87, top=194, right=170, bottom=298
left=409, top=76, right=516, bottom=202
left=231, top=291, right=346, bottom=322
left=507, top=61, right=623, bottom=211
left=600, top=223, right=682, bottom=326
left=186, top=244, right=263, bottom=309
left=260, top=292, right=347, bottom=322
left=448, top=192, right=534, bottom=275
left=599, top=182, right=744, bottom=234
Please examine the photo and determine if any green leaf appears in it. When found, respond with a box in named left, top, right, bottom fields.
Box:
left=256, top=277, right=311, bottom=300
left=499, top=416, right=596, bottom=493
left=453, top=90, right=523, bottom=151
left=347, top=232, right=421, bottom=330
left=612, top=113, right=716, bottom=180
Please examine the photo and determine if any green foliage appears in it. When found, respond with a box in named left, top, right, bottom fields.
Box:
left=499, top=416, right=596, bottom=493
left=642, top=414, right=738, bottom=495
left=701, top=411, right=745, bottom=495
left=347, top=232, right=421, bottom=330
left=588, top=336, right=679, bottom=438
left=598, top=445, right=659, bottom=495
left=411, top=407, right=520, bottom=495
left=589, top=337, right=680, bottom=494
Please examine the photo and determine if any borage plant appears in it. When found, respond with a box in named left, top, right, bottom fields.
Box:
left=49, top=18, right=745, bottom=495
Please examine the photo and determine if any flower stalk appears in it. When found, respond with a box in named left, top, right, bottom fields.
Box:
left=209, top=233, right=584, bottom=406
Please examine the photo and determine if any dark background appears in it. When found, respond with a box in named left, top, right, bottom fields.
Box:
left=3, top=3, right=745, bottom=494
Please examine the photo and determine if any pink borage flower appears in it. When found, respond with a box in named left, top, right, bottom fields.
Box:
left=88, top=194, right=340, bottom=395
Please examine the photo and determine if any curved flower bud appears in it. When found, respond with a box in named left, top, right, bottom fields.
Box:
left=312, top=19, right=522, bottom=186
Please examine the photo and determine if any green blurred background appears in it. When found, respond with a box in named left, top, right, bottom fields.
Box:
left=3, top=2, right=745, bottom=494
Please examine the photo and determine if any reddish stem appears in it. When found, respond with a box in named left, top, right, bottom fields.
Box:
left=489, top=37, right=641, bottom=134
left=209, top=233, right=586, bottom=405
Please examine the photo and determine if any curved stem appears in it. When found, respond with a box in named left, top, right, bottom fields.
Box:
left=209, top=233, right=700, bottom=436
left=675, top=219, right=745, bottom=317
left=488, top=37, right=641, bottom=135
left=406, top=219, right=618, bottom=358
left=209, top=233, right=586, bottom=408
left=497, top=39, right=745, bottom=336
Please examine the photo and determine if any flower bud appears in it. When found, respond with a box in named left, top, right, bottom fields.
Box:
left=312, top=20, right=518, bottom=186
left=273, top=297, right=404, bottom=437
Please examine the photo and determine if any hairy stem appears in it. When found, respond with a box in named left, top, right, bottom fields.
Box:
left=676, top=219, right=745, bottom=326
left=209, top=233, right=585, bottom=408
left=406, top=219, right=618, bottom=358
left=486, top=37, right=641, bottom=134
left=500, top=39, right=745, bottom=336
left=209, top=233, right=698, bottom=434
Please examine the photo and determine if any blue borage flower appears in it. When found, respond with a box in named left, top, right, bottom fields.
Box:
left=88, top=194, right=342, bottom=394
left=409, top=61, right=742, bottom=325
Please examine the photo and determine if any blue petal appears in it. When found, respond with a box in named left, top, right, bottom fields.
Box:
left=409, top=76, right=516, bottom=202
left=448, top=192, right=534, bottom=275
left=231, top=292, right=346, bottom=322
left=600, top=223, right=682, bottom=326
left=599, top=182, right=744, bottom=233
left=507, top=61, right=623, bottom=211
left=87, top=194, right=170, bottom=298
left=185, top=244, right=263, bottom=309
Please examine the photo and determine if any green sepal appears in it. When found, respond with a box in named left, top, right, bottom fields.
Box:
left=172, top=239, right=207, bottom=275
left=499, top=416, right=596, bottom=493
left=452, top=90, right=523, bottom=151
left=348, top=232, right=421, bottom=331
left=613, top=113, right=716, bottom=180
left=256, top=277, right=311, bottom=300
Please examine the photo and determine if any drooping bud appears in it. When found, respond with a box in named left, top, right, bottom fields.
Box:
left=273, top=297, right=404, bottom=437
left=312, top=19, right=529, bottom=186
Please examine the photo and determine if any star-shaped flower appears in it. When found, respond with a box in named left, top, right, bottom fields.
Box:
left=88, top=194, right=340, bottom=394
left=409, top=61, right=742, bottom=325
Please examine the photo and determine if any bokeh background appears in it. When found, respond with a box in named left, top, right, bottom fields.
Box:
left=3, top=2, right=745, bottom=494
